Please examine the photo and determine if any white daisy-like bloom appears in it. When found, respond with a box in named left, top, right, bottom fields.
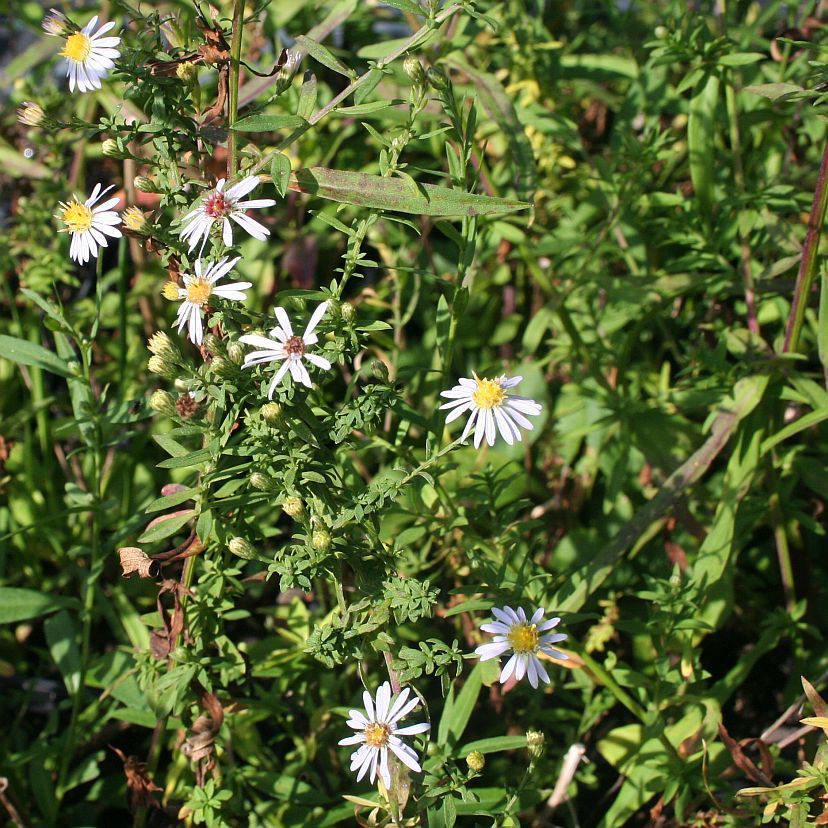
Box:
left=52, top=15, right=121, bottom=93
left=338, top=681, right=430, bottom=789
left=239, top=301, right=331, bottom=397
left=57, top=184, right=123, bottom=265
left=440, top=373, right=542, bottom=448
left=178, top=177, right=276, bottom=252
left=475, top=606, right=568, bottom=689
left=173, top=257, right=251, bottom=347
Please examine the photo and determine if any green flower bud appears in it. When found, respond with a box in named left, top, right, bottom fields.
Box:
left=340, top=301, right=355, bottom=322
left=260, top=402, right=283, bottom=427
left=122, top=206, right=149, bottom=233
left=149, top=389, right=176, bottom=417
left=148, top=354, right=176, bottom=379
left=147, top=331, right=176, bottom=359
left=210, top=356, right=233, bottom=377
left=226, top=341, right=245, bottom=365
left=526, top=730, right=545, bottom=759
left=17, top=101, right=46, bottom=127
left=202, top=333, right=223, bottom=357
left=282, top=496, right=303, bottom=518
left=134, top=175, right=156, bottom=193
left=250, top=472, right=273, bottom=491
left=426, top=66, right=449, bottom=93
left=101, top=138, right=124, bottom=158
left=371, top=360, right=389, bottom=382
left=228, top=536, right=257, bottom=560
left=465, top=751, right=485, bottom=773
left=311, top=529, right=331, bottom=552
left=403, top=56, right=428, bottom=89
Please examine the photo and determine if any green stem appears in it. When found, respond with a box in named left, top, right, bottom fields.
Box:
left=55, top=262, right=105, bottom=809
left=783, top=140, right=828, bottom=353
left=227, top=0, right=245, bottom=179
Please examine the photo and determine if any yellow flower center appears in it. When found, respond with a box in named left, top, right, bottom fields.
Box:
left=472, top=378, right=506, bottom=410
left=185, top=278, right=212, bottom=307
left=364, top=722, right=390, bottom=748
left=61, top=32, right=92, bottom=63
left=507, top=623, right=539, bottom=653
left=61, top=201, right=93, bottom=233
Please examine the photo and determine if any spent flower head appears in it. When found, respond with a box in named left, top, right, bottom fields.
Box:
left=17, top=101, right=46, bottom=127
left=42, top=8, right=70, bottom=36
left=239, top=301, right=331, bottom=397
left=339, top=681, right=429, bottom=789
left=440, top=373, right=542, bottom=448
left=475, top=606, right=568, bottom=689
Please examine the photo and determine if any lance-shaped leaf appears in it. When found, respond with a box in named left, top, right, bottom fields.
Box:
left=288, top=167, right=530, bottom=216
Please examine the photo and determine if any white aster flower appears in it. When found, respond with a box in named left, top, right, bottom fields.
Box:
left=174, top=257, right=251, bottom=346
left=475, top=606, right=568, bottom=690
left=57, top=184, right=123, bottom=265
left=178, top=177, right=276, bottom=252
left=239, top=301, right=331, bottom=397
left=54, top=16, right=121, bottom=93
left=440, top=373, right=542, bottom=448
left=339, top=681, right=430, bottom=789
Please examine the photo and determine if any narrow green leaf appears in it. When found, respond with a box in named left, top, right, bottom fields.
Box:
left=458, top=735, right=528, bottom=755
left=744, top=82, right=807, bottom=102
left=290, top=168, right=530, bottom=216
left=380, top=0, right=424, bottom=15
left=157, top=447, right=212, bottom=468
left=761, top=408, right=828, bottom=455
left=819, top=271, right=828, bottom=378
left=137, top=510, right=195, bottom=544
left=45, top=611, right=82, bottom=694
left=437, top=663, right=482, bottom=746
left=718, top=52, right=765, bottom=66
left=146, top=486, right=197, bottom=513
left=294, top=35, right=353, bottom=78
left=153, top=434, right=189, bottom=458
left=232, top=114, right=307, bottom=132
left=270, top=153, right=292, bottom=198
left=688, top=71, right=719, bottom=218
left=0, top=588, right=77, bottom=624
left=0, top=334, right=71, bottom=378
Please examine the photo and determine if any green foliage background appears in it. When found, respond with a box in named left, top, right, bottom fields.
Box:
left=1, top=0, right=827, bottom=825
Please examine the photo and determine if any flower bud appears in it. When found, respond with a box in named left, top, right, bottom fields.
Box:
left=403, top=56, right=428, bottom=89
left=148, top=354, right=176, bottom=379
left=465, top=751, right=485, bottom=773
left=101, top=138, right=124, bottom=158
left=17, top=101, right=45, bottom=127
left=202, top=333, right=224, bottom=357
left=250, top=472, right=274, bottom=491
left=148, top=331, right=175, bottom=358
left=426, top=66, right=449, bottom=93
left=42, top=9, right=70, bottom=36
left=282, top=496, right=303, bottom=518
left=260, top=402, right=282, bottom=426
left=122, top=206, right=149, bottom=233
left=228, top=536, right=256, bottom=560
left=176, top=61, right=199, bottom=83
left=149, top=389, right=176, bottom=417
left=162, top=281, right=180, bottom=301
left=339, top=301, right=355, bottom=322
left=211, top=356, right=234, bottom=378
left=372, top=360, right=389, bottom=382
left=526, top=730, right=545, bottom=759
left=133, top=175, right=156, bottom=193
left=311, top=528, right=331, bottom=552
left=226, top=341, right=245, bottom=365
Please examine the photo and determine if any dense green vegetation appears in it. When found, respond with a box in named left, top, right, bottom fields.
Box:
left=1, top=0, right=827, bottom=825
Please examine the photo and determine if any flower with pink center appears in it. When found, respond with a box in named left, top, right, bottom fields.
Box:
left=178, top=176, right=276, bottom=252
left=239, top=301, right=331, bottom=397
